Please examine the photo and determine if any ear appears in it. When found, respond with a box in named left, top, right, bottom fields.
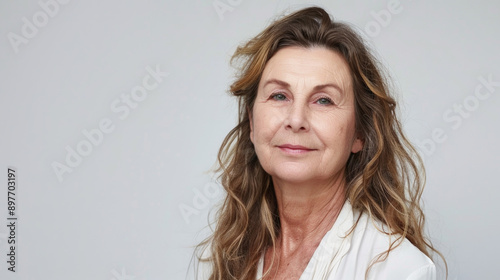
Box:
left=247, top=106, right=254, bottom=143
left=351, top=133, right=364, bottom=154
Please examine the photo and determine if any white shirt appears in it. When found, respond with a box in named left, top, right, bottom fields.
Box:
left=198, top=200, right=436, bottom=280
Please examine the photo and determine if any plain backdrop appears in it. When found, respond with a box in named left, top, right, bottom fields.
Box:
left=1, top=0, right=499, bottom=279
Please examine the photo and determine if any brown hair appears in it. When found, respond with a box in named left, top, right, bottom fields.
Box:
left=197, top=6, right=446, bottom=279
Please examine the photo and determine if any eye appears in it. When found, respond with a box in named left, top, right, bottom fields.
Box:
left=316, top=97, right=333, bottom=105
left=271, top=93, right=287, bottom=101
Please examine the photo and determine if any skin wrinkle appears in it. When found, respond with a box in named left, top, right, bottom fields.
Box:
left=197, top=8, right=447, bottom=279
left=249, top=46, right=363, bottom=279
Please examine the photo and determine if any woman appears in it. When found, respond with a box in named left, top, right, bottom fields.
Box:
left=196, top=6, right=445, bottom=280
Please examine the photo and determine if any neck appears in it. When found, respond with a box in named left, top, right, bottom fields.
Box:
left=272, top=175, right=346, bottom=252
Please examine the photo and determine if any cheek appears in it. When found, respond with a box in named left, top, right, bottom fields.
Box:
left=315, top=114, right=356, bottom=149
left=252, top=108, right=279, bottom=143
left=252, top=118, right=271, bottom=145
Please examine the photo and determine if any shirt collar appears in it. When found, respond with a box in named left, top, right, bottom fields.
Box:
left=298, top=199, right=355, bottom=279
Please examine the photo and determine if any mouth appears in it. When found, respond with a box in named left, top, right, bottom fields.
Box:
left=277, top=144, right=316, bottom=154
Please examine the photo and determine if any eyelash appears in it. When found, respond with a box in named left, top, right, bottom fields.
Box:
left=270, top=93, right=334, bottom=105
left=316, top=97, right=333, bottom=105
left=270, top=93, right=287, bottom=101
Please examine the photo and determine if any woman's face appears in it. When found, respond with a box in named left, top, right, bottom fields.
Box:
left=250, top=46, right=363, bottom=185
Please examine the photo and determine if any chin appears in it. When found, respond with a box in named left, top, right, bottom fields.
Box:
left=266, top=166, right=317, bottom=183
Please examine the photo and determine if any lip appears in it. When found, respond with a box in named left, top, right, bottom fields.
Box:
left=277, top=144, right=316, bottom=154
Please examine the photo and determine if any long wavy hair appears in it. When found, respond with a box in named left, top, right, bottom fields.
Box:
left=197, top=6, right=445, bottom=280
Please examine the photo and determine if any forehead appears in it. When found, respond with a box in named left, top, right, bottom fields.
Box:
left=260, top=46, right=352, bottom=91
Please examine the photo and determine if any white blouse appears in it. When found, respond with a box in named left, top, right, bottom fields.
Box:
left=198, top=200, right=436, bottom=280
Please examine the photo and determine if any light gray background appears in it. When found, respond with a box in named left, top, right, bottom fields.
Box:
left=1, top=0, right=499, bottom=279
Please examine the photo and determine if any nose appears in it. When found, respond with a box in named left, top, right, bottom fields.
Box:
left=284, top=101, right=310, bottom=132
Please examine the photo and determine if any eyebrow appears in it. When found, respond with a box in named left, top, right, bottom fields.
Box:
left=262, top=78, right=343, bottom=94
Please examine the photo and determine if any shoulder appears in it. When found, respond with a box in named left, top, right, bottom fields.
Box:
left=337, top=210, right=436, bottom=280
